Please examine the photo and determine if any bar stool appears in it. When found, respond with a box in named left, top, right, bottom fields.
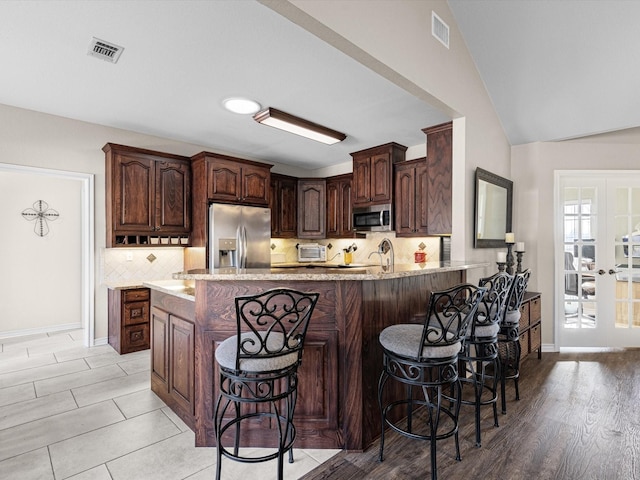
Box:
left=213, top=288, right=319, bottom=480
left=498, top=269, right=531, bottom=414
left=459, top=271, right=512, bottom=447
left=378, top=283, right=486, bottom=480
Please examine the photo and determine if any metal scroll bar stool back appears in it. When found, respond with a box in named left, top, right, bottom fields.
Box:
left=459, top=271, right=513, bottom=447
left=213, top=288, right=320, bottom=480
left=498, top=269, right=531, bottom=414
left=378, top=283, right=486, bottom=480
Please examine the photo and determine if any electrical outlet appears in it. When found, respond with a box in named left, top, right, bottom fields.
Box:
left=125, top=252, right=133, bottom=262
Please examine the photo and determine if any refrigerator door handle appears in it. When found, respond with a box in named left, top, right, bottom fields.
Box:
left=236, top=225, right=243, bottom=269
left=241, top=226, right=248, bottom=268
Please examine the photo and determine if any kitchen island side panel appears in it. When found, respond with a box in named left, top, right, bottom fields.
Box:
left=191, top=270, right=466, bottom=451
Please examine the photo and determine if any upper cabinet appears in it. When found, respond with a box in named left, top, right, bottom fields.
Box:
left=297, top=179, right=326, bottom=239
left=423, top=122, right=453, bottom=235
left=104, top=143, right=191, bottom=247
left=394, top=159, right=429, bottom=237
left=270, top=174, right=298, bottom=238
left=190, top=152, right=272, bottom=248
left=326, top=174, right=355, bottom=238
left=394, top=122, right=452, bottom=237
left=351, top=143, right=407, bottom=207
left=193, top=153, right=271, bottom=206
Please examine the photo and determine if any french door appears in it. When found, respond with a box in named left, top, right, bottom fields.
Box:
left=556, top=173, right=640, bottom=348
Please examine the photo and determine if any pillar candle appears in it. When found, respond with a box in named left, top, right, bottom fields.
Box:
left=497, top=252, right=507, bottom=263
left=516, top=242, right=525, bottom=252
left=505, top=232, right=515, bottom=243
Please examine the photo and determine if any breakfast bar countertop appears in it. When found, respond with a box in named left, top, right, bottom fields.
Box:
left=171, top=261, right=488, bottom=282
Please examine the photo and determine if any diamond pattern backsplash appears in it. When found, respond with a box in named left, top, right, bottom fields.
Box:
left=101, top=247, right=185, bottom=286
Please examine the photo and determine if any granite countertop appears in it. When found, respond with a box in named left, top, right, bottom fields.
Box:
left=143, top=279, right=196, bottom=301
left=171, top=261, right=489, bottom=282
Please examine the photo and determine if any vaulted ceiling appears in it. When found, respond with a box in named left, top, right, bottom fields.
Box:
left=0, top=1, right=637, bottom=172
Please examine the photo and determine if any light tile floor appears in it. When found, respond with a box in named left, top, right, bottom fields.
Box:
left=0, top=329, right=338, bottom=479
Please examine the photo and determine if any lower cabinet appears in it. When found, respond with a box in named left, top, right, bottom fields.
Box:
left=150, top=292, right=196, bottom=429
left=519, top=292, right=542, bottom=361
left=108, top=287, right=150, bottom=354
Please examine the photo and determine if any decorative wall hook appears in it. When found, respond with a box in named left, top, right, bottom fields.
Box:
left=21, top=200, right=59, bottom=236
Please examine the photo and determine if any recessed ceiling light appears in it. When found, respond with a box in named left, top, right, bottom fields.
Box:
left=222, top=97, right=261, bottom=115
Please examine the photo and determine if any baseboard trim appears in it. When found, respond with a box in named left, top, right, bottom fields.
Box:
left=542, top=343, right=556, bottom=353
left=0, top=322, right=82, bottom=340
left=93, top=337, right=108, bottom=346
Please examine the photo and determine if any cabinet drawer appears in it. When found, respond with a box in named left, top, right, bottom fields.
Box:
left=124, top=324, right=150, bottom=351
left=530, top=297, right=542, bottom=323
left=124, top=301, right=149, bottom=326
left=530, top=323, right=541, bottom=352
left=123, top=288, right=150, bottom=302
left=519, top=301, right=530, bottom=329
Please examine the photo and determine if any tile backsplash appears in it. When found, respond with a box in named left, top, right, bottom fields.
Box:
left=100, top=247, right=185, bottom=286
left=270, top=232, right=441, bottom=265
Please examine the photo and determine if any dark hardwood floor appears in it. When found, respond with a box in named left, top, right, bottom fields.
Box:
left=302, top=349, right=640, bottom=480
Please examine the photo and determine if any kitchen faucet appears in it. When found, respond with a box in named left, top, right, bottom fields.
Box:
left=368, top=238, right=394, bottom=270
left=328, top=251, right=341, bottom=262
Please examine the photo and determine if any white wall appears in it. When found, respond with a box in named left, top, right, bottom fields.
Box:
left=277, top=0, right=513, bottom=282
left=0, top=170, right=82, bottom=334
left=512, top=139, right=640, bottom=346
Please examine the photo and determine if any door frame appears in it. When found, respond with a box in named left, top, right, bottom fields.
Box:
left=0, top=163, right=95, bottom=347
left=554, top=170, right=640, bottom=349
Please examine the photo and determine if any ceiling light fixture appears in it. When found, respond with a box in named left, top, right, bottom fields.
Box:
left=253, top=107, right=346, bottom=145
left=223, top=97, right=261, bottom=115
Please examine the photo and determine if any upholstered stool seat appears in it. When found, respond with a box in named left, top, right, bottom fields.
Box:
left=378, top=283, right=486, bottom=480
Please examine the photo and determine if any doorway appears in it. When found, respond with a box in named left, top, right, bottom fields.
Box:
left=0, top=163, right=94, bottom=346
left=556, top=172, right=640, bottom=348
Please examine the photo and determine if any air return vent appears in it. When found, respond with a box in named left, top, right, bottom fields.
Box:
left=432, top=11, right=449, bottom=49
left=87, top=37, right=124, bottom=63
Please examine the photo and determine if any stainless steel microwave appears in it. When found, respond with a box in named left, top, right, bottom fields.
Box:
left=353, top=204, right=392, bottom=232
left=298, top=243, right=327, bottom=262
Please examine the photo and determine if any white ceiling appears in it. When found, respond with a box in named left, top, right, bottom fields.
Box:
left=1, top=1, right=637, bottom=173
left=448, top=0, right=640, bottom=145
left=0, top=0, right=449, bottom=171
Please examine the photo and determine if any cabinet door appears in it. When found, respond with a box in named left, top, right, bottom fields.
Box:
left=151, top=306, right=169, bottom=390
left=327, top=175, right=354, bottom=238
left=241, top=164, right=270, bottom=206
left=326, top=179, right=340, bottom=238
left=207, top=158, right=242, bottom=202
left=425, top=123, right=452, bottom=235
left=278, top=177, right=297, bottom=237
left=113, top=154, right=155, bottom=232
left=394, top=164, right=416, bottom=236
left=155, top=160, right=191, bottom=233
left=169, top=314, right=195, bottom=415
left=298, top=179, right=326, bottom=239
left=352, top=156, right=371, bottom=205
left=415, top=162, right=430, bottom=234
left=370, top=153, right=392, bottom=204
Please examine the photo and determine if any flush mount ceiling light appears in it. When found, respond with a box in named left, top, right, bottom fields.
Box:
left=223, top=97, right=261, bottom=115
left=253, top=107, right=346, bottom=145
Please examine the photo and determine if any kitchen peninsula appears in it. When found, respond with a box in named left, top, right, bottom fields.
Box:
left=145, top=261, right=487, bottom=452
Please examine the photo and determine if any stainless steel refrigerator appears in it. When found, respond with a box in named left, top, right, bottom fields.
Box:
left=208, top=203, right=271, bottom=269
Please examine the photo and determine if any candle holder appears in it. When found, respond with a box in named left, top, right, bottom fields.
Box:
left=506, top=243, right=515, bottom=275
left=515, top=250, right=525, bottom=274
left=497, top=262, right=506, bottom=273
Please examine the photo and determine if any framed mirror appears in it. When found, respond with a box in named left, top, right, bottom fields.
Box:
left=474, top=168, right=513, bottom=248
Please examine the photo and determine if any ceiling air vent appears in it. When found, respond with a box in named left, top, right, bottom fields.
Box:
left=432, top=11, right=449, bottom=49
left=87, top=37, right=124, bottom=63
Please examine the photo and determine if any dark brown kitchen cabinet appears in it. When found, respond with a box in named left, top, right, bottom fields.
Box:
left=104, top=143, right=191, bottom=247
left=190, top=152, right=272, bottom=249
left=394, top=159, right=429, bottom=236
left=270, top=174, right=297, bottom=238
left=351, top=142, right=406, bottom=207
left=422, top=122, right=452, bottom=235
left=108, top=287, right=150, bottom=354
left=150, top=291, right=196, bottom=430
left=298, top=179, right=326, bottom=239
left=326, top=174, right=355, bottom=238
